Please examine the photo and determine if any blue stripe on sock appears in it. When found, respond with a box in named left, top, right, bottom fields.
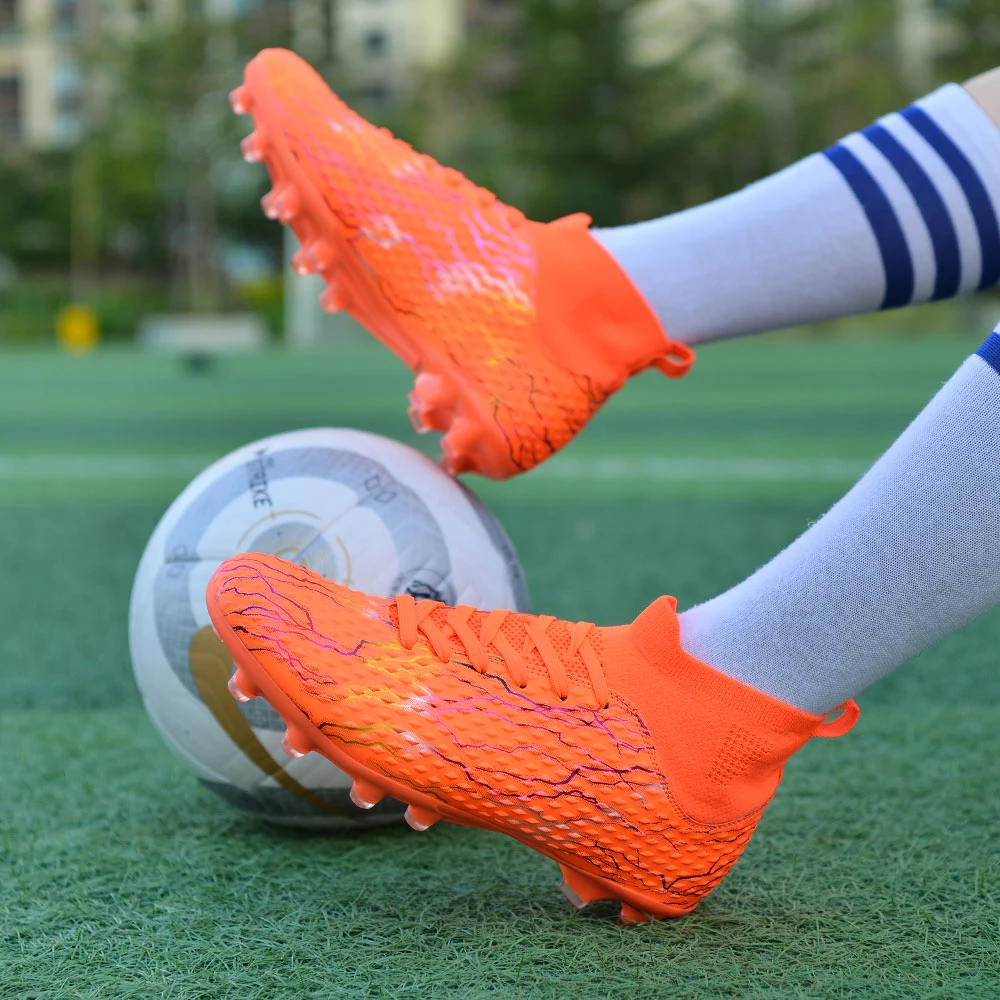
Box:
left=863, top=123, right=961, bottom=301
left=824, top=143, right=914, bottom=309
left=901, top=105, right=1000, bottom=291
left=975, top=332, right=1000, bottom=377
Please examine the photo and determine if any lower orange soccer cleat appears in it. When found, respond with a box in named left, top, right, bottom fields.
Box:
left=208, top=553, right=859, bottom=922
left=231, top=49, right=694, bottom=480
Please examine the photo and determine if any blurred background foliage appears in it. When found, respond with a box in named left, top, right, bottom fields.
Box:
left=0, top=0, right=998, bottom=341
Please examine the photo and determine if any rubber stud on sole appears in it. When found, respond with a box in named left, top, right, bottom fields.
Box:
left=240, top=131, right=265, bottom=163
left=618, top=903, right=651, bottom=926
left=441, top=417, right=479, bottom=475
left=404, top=805, right=440, bottom=832
left=227, top=668, right=259, bottom=703
left=280, top=726, right=312, bottom=759
left=407, top=373, right=457, bottom=434
left=559, top=865, right=608, bottom=910
left=304, top=241, right=332, bottom=273
left=290, top=250, right=313, bottom=276
left=229, top=85, right=251, bottom=115
left=262, top=186, right=300, bottom=225
left=349, top=779, right=384, bottom=810
left=320, top=284, right=348, bottom=313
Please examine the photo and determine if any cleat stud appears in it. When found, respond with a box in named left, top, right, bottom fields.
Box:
left=559, top=866, right=607, bottom=910
left=404, top=804, right=440, bottom=832
left=305, top=241, right=333, bottom=272
left=412, top=372, right=452, bottom=410
left=276, top=188, right=300, bottom=224
left=228, top=667, right=259, bottom=702
left=261, top=189, right=280, bottom=219
left=280, top=725, right=312, bottom=759
left=240, top=131, right=265, bottom=163
left=407, top=401, right=431, bottom=435
left=439, top=452, right=476, bottom=476
left=407, top=373, right=456, bottom=434
left=229, top=85, right=251, bottom=115
left=349, top=778, right=384, bottom=810
left=441, top=417, right=479, bottom=475
left=320, top=283, right=349, bottom=313
left=291, top=249, right=312, bottom=276
left=619, top=903, right=651, bottom=926
left=261, top=186, right=300, bottom=224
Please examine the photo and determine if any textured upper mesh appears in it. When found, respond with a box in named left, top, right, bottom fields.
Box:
left=706, top=725, right=774, bottom=786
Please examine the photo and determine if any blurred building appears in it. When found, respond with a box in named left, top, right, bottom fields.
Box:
left=330, top=0, right=462, bottom=103
left=0, top=0, right=465, bottom=150
left=0, top=0, right=85, bottom=148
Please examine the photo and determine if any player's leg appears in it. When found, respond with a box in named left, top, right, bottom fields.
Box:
left=207, top=322, right=1000, bottom=921
left=234, top=52, right=1000, bottom=478
left=680, top=323, right=1000, bottom=713
left=596, top=72, right=1000, bottom=345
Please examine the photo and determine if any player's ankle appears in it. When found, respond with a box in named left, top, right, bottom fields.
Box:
left=533, top=215, right=695, bottom=386
left=612, top=596, right=858, bottom=824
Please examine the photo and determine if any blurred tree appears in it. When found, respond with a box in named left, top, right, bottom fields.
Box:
left=421, top=0, right=965, bottom=228
left=91, top=7, right=293, bottom=310
left=936, top=0, right=1000, bottom=81
left=2, top=0, right=996, bottom=337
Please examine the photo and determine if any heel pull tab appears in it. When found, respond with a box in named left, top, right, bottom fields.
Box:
left=814, top=700, right=860, bottom=738
left=652, top=342, right=696, bottom=379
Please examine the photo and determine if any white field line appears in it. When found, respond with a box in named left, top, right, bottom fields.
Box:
left=0, top=455, right=216, bottom=480
left=0, top=454, right=871, bottom=483
left=536, top=456, right=870, bottom=482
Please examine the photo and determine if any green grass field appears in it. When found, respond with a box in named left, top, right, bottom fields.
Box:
left=2, top=335, right=999, bottom=999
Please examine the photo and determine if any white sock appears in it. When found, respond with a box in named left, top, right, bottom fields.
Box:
left=678, top=327, right=1000, bottom=714
left=595, top=85, right=1000, bottom=345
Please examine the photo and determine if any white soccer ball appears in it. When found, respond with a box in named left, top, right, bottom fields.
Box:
left=129, top=427, right=528, bottom=829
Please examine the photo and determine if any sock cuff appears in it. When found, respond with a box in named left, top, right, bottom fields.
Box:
left=630, top=596, right=826, bottom=738
left=975, top=330, right=1000, bottom=376
left=915, top=83, right=1000, bottom=179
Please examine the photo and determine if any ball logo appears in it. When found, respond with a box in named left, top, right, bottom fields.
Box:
left=187, top=625, right=355, bottom=818
left=246, top=450, right=274, bottom=509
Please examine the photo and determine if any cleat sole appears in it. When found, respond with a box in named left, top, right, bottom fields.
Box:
left=235, top=51, right=522, bottom=480
left=208, top=586, right=701, bottom=925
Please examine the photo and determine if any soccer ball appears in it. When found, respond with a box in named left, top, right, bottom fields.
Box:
left=129, top=427, right=528, bottom=829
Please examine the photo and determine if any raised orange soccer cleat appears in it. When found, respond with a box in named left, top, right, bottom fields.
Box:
left=208, top=553, right=859, bottom=922
left=231, top=49, right=694, bottom=480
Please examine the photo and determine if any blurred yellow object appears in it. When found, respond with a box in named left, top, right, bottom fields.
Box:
left=56, top=304, right=100, bottom=353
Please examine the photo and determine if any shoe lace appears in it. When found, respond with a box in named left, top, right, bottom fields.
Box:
left=378, top=126, right=526, bottom=227
left=396, top=594, right=609, bottom=708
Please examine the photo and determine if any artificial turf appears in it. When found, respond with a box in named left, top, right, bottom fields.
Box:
left=1, top=335, right=999, bottom=998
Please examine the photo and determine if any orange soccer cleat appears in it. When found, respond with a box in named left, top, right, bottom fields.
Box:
left=208, top=553, right=859, bottom=922
left=231, top=49, right=694, bottom=480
